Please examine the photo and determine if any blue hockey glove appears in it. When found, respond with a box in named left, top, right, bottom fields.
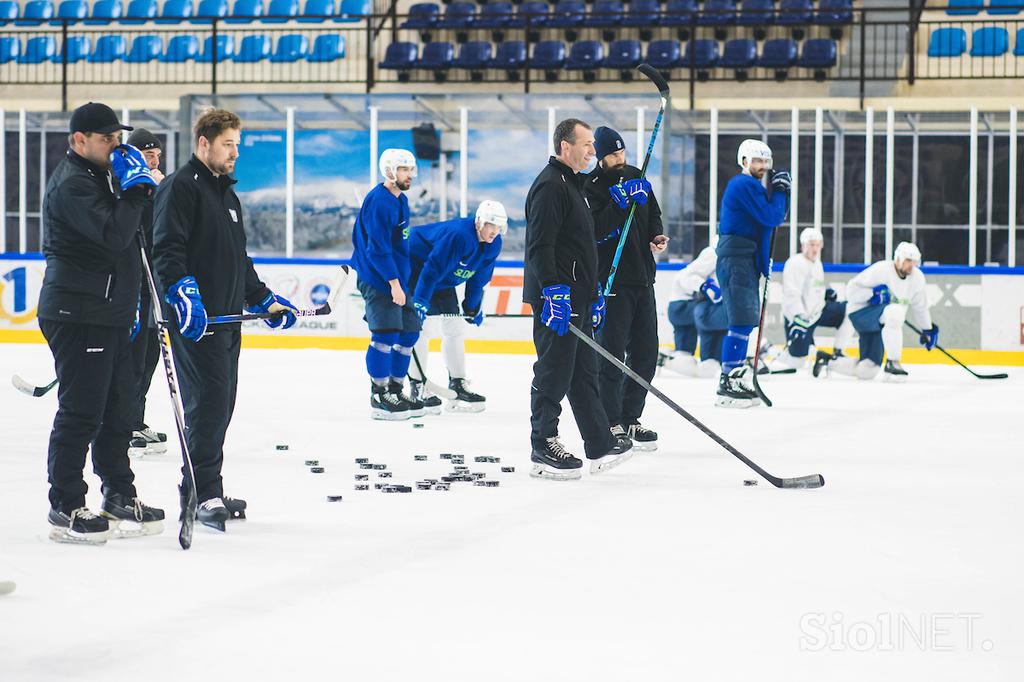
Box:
left=608, top=183, right=629, bottom=210
left=166, top=276, right=207, bottom=342
left=412, top=298, right=430, bottom=324
left=770, top=170, right=792, bottom=194
left=541, top=284, right=571, bottom=337
left=246, top=291, right=298, bottom=330
left=130, top=296, right=142, bottom=341
left=462, top=302, right=484, bottom=326
left=787, top=316, right=812, bottom=344
left=623, top=178, right=651, bottom=205
left=824, top=287, right=838, bottom=302
left=699, top=278, right=722, bottom=304
left=591, top=292, right=606, bottom=332
left=868, top=284, right=891, bottom=306
left=919, top=324, right=939, bottom=351
left=110, top=144, right=155, bottom=192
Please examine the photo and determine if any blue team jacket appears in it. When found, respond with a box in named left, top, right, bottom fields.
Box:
left=716, top=173, right=788, bottom=277
left=351, top=183, right=411, bottom=293
left=409, top=217, right=503, bottom=312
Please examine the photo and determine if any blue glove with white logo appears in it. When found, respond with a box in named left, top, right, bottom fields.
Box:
left=608, top=183, right=629, bottom=210
left=699, top=278, right=722, bottom=304
left=130, top=296, right=142, bottom=341
left=462, top=302, right=484, bottom=327
left=166, top=276, right=207, bottom=342
left=246, top=291, right=298, bottom=330
left=787, top=316, right=812, bottom=344
left=541, top=284, right=571, bottom=337
left=591, top=291, right=606, bottom=332
left=919, top=324, right=939, bottom=351
left=623, top=178, right=651, bottom=205
left=868, top=284, right=891, bottom=307
left=110, top=144, right=155, bottom=192
left=412, top=298, right=430, bottom=324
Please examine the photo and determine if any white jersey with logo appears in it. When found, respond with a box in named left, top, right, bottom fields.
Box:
left=845, top=260, right=932, bottom=328
left=782, top=253, right=826, bottom=323
left=669, top=246, right=717, bottom=302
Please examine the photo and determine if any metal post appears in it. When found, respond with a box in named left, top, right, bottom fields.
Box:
left=369, top=105, right=378, bottom=189
left=439, top=152, right=448, bottom=221
left=986, top=116, right=994, bottom=265
left=211, top=19, right=218, bottom=95
left=969, top=106, right=978, bottom=266
left=122, top=107, right=130, bottom=127
left=166, top=128, right=176, bottom=173
left=285, top=106, right=295, bottom=258
left=365, top=11, right=374, bottom=92
left=18, top=108, right=27, bottom=254
left=1010, top=106, right=1018, bottom=267
left=790, top=107, right=799, bottom=256
left=814, top=107, right=823, bottom=233
left=61, top=20, right=68, bottom=112
left=38, top=124, right=46, bottom=250
left=833, top=123, right=844, bottom=263
left=459, top=106, right=468, bottom=218
left=858, top=9, right=866, bottom=110
left=885, top=106, right=895, bottom=260
left=547, top=107, right=557, bottom=158
left=910, top=117, right=918, bottom=246
left=709, top=107, right=718, bottom=246
left=864, top=106, right=873, bottom=263
left=635, top=106, right=645, bottom=168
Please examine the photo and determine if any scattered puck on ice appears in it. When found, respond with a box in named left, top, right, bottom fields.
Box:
left=374, top=483, right=385, bottom=490
left=355, top=458, right=369, bottom=464
left=413, top=423, right=424, bottom=429
left=304, top=460, right=319, bottom=466
left=371, top=464, right=387, bottom=470
left=381, top=485, right=412, bottom=494
left=475, top=480, right=499, bottom=487
left=416, top=482, right=433, bottom=490
left=354, top=484, right=369, bottom=491
left=501, top=467, right=515, bottom=473
left=354, top=474, right=368, bottom=481
left=326, top=495, right=343, bottom=502
left=275, top=445, right=289, bottom=451
left=440, top=453, right=453, bottom=460
left=414, top=455, right=428, bottom=461
left=378, top=471, right=393, bottom=478
left=743, top=479, right=758, bottom=486
left=310, top=467, right=325, bottom=474
left=433, top=483, right=450, bottom=491
left=470, top=472, right=486, bottom=480
left=359, top=463, right=374, bottom=470
left=454, top=466, right=469, bottom=472
left=474, top=456, right=499, bottom=463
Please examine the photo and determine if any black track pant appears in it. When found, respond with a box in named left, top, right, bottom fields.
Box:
left=130, top=325, right=160, bottom=429
left=170, top=325, right=240, bottom=503
left=530, top=311, right=613, bottom=459
left=595, top=284, right=659, bottom=427
left=40, top=319, right=137, bottom=513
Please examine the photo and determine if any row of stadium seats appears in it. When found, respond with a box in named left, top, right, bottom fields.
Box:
left=928, top=25, right=1024, bottom=55
left=0, top=0, right=367, bottom=25
left=0, top=31, right=345, bottom=61
left=947, top=0, right=1022, bottom=15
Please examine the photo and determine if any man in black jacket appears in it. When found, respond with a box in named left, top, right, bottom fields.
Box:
left=585, top=127, right=669, bottom=452
left=39, top=102, right=165, bottom=545
left=153, top=108, right=297, bottom=532
left=523, top=118, right=633, bottom=481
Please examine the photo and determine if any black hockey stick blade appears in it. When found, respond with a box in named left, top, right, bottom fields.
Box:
left=12, top=375, right=58, bottom=397
left=769, top=368, right=797, bottom=375
left=903, top=321, right=1008, bottom=380
left=179, top=472, right=197, bottom=550
left=569, top=325, right=824, bottom=489
left=208, top=302, right=332, bottom=325
left=637, top=63, right=670, bottom=98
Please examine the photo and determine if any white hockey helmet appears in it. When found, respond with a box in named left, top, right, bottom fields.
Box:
left=737, top=139, right=773, bottom=169
left=893, top=241, right=922, bottom=263
left=800, top=227, right=824, bottom=245
left=379, top=148, right=417, bottom=182
left=475, top=199, right=509, bottom=234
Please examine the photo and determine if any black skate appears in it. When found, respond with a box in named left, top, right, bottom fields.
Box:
left=196, top=498, right=229, bottom=532
left=447, top=378, right=486, bottom=413
left=530, top=437, right=583, bottom=481
left=590, top=433, right=634, bottom=474
left=132, top=423, right=168, bottom=455
left=715, top=367, right=759, bottom=409
left=410, top=379, right=443, bottom=416
left=370, top=382, right=411, bottom=421
left=223, top=496, right=247, bottom=520
left=626, top=422, right=658, bottom=452
left=390, top=380, right=425, bottom=419
left=812, top=350, right=833, bottom=378
left=48, top=506, right=111, bottom=545
left=100, top=491, right=165, bottom=538
left=884, top=359, right=909, bottom=383
left=127, top=436, right=150, bottom=458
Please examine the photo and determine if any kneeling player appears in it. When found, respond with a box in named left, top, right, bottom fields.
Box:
left=693, top=275, right=729, bottom=376
left=661, top=245, right=716, bottom=376
left=408, top=200, right=506, bottom=413
left=831, top=241, right=938, bottom=381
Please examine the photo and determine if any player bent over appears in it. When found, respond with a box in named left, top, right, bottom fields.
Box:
left=408, top=200, right=506, bottom=414
left=831, top=241, right=938, bottom=381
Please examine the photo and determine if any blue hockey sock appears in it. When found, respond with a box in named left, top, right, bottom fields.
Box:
left=721, top=325, right=754, bottom=374
left=367, top=332, right=399, bottom=382
left=390, top=331, right=420, bottom=381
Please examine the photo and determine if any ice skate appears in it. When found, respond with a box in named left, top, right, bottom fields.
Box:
left=223, top=496, right=247, bottom=520
left=100, top=491, right=165, bottom=538
left=589, top=433, right=634, bottom=474
left=390, top=380, right=424, bottom=418
left=530, top=437, right=583, bottom=481
left=47, top=507, right=110, bottom=545
left=812, top=350, right=833, bottom=378
left=132, top=423, right=168, bottom=455
left=446, top=378, right=486, bottom=413
left=410, top=379, right=443, bottom=415
left=625, top=423, right=658, bottom=452
left=715, top=367, right=759, bottom=408
left=884, top=360, right=909, bottom=383
left=196, top=498, right=229, bottom=532
left=370, top=382, right=411, bottom=421
left=127, top=436, right=150, bottom=458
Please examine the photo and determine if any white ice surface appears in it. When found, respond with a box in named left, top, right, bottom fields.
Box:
left=0, top=344, right=1021, bottom=682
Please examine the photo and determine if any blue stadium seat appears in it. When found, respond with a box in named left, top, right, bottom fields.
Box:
left=123, top=0, right=158, bottom=23
left=566, top=39, right=603, bottom=70
left=530, top=40, right=566, bottom=69
left=197, top=34, right=234, bottom=61
left=263, top=0, right=298, bottom=22
left=85, top=0, right=122, bottom=23
left=53, top=34, right=90, bottom=62
left=491, top=39, right=526, bottom=69
left=776, top=0, right=812, bottom=25
left=0, top=35, right=19, bottom=62
left=646, top=39, right=681, bottom=69
left=971, top=26, right=1009, bottom=55
left=421, top=41, right=454, bottom=74
left=586, top=0, right=623, bottom=28
left=51, top=0, right=87, bottom=25
left=90, top=34, right=126, bottom=61
left=16, top=0, right=54, bottom=25
left=156, top=0, right=193, bottom=24
left=270, top=33, right=308, bottom=61
left=192, top=0, right=228, bottom=23
left=0, top=1, right=16, bottom=25
left=379, top=41, right=417, bottom=69
left=401, top=3, right=439, bottom=29
left=477, top=2, right=512, bottom=29
left=335, top=0, right=366, bottom=21
left=299, top=0, right=332, bottom=22
left=604, top=38, right=642, bottom=69
left=682, top=38, right=718, bottom=68
left=658, top=0, right=696, bottom=29
left=162, top=34, right=199, bottom=61
left=738, top=0, right=774, bottom=26
left=511, top=1, right=549, bottom=28
left=927, top=27, right=966, bottom=56
left=19, top=35, right=56, bottom=62
left=454, top=40, right=491, bottom=69
left=547, top=1, right=584, bottom=28
left=622, top=0, right=659, bottom=27
left=235, top=34, right=271, bottom=61
left=438, top=2, right=475, bottom=29
left=720, top=38, right=756, bottom=68
left=799, top=38, right=836, bottom=67
left=759, top=37, right=797, bottom=66
left=1016, top=27, right=1024, bottom=55
left=226, top=0, right=263, bottom=23
left=988, top=0, right=1020, bottom=14
left=816, top=0, right=852, bottom=25
left=307, top=33, right=344, bottom=60
left=946, top=0, right=982, bottom=14
left=697, top=0, right=736, bottom=26
left=125, top=34, right=162, bottom=62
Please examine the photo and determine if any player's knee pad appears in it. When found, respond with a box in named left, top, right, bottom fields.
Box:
left=370, top=332, right=399, bottom=353
left=395, top=331, right=419, bottom=350
left=726, top=325, right=755, bottom=339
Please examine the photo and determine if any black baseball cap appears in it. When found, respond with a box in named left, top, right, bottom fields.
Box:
left=69, top=102, right=133, bottom=135
left=127, top=128, right=161, bottom=151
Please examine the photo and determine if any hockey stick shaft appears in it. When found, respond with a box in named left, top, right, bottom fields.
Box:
left=426, top=313, right=533, bottom=319
left=408, top=347, right=458, bottom=400
left=750, top=227, right=778, bottom=407
left=603, top=64, right=670, bottom=298
left=208, top=303, right=331, bottom=325
left=568, top=325, right=824, bottom=489
left=903, top=321, right=1008, bottom=379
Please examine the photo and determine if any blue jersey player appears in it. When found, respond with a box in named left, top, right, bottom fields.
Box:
left=714, top=140, right=791, bottom=408
left=352, top=149, right=423, bottom=420
left=407, top=200, right=507, bottom=414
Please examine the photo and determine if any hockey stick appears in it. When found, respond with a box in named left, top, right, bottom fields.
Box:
left=427, top=313, right=533, bottom=319
left=749, top=225, right=778, bottom=407
left=903, top=321, right=1009, bottom=380
left=207, top=265, right=349, bottom=325
left=603, top=63, right=670, bottom=298
left=409, top=347, right=458, bottom=400
left=569, top=325, right=824, bottom=489
left=11, top=375, right=58, bottom=397
left=138, top=231, right=199, bottom=550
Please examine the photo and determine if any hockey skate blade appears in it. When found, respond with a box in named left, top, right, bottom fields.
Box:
left=715, top=395, right=756, bottom=409
left=105, top=518, right=165, bottom=539
left=884, top=373, right=908, bottom=384
left=197, top=518, right=226, bottom=533
left=590, top=449, right=634, bottom=474
left=529, top=464, right=582, bottom=481
left=48, top=526, right=110, bottom=545
left=780, top=474, right=825, bottom=489
left=631, top=441, right=657, bottom=452
left=422, top=405, right=443, bottom=416
left=445, top=400, right=485, bottom=414
left=370, top=409, right=411, bottom=422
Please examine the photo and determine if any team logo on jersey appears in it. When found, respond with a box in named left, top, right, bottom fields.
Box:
left=453, top=268, right=476, bottom=281
left=228, top=209, right=238, bottom=223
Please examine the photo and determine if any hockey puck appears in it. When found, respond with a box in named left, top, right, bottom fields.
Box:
left=304, top=460, right=319, bottom=466
left=474, top=480, right=499, bottom=487
left=355, top=458, right=369, bottom=464
left=416, top=482, right=433, bottom=490
left=454, top=465, right=469, bottom=472
left=743, top=479, right=758, bottom=486
left=440, top=453, right=453, bottom=460
left=378, top=471, right=393, bottom=478
left=355, top=484, right=369, bottom=491
left=414, top=455, right=428, bottom=461
left=433, top=483, right=450, bottom=491
left=413, top=423, right=424, bottom=429
left=501, top=467, right=515, bottom=473
left=371, top=464, right=387, bottom=470
left=326, top=495, right=343, bottom=502
left=275, top=444, right=289, bottom=451
left=354, top=474, right=368, bottom=481
left=374, top=483, right=385, bottom=489
left=470, top=472, right=486, bottom=479
left=474, top=456, right=500, bottom=463
left=359, top=463, right=374, bottom=470
left=310, top=467, right=325, bottom=474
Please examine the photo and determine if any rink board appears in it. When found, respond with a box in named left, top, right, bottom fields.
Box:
left=1, top=254, right=1022, bottom=364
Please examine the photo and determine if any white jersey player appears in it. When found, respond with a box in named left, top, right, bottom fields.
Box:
left=830, top=241, right=939, bottom=381
left=661, top=246, right=722, bottom=377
